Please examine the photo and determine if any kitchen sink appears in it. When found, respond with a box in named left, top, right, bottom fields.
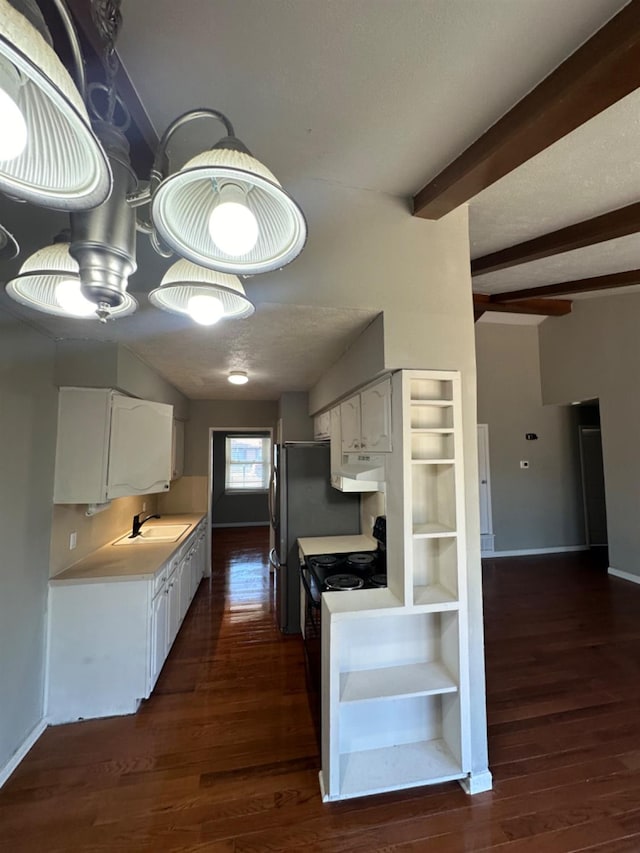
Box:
left=112, top=524, right=191, bottom=545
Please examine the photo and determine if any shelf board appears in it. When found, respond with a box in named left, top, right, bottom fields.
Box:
left=413, top=583, right=459, bottom=609
left=323, top=587, right=403, bottom=617
left=411, top=458, right=455, bottom=465
left=410, top=428, right=455, bottom=434
left=413, top=524, right=457, bottom=539
left=410, top=399, right=453, bottom=407
left=339, top=738, right=463, bottom=800
left=340, top=661, right=457, bottom=703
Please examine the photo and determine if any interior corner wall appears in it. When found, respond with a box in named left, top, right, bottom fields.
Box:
left=475, top=323, right=584, bottom=553
left=278, top=392, right=314, bottom=441
left=539, top=293, right=640, bottom=579
left=0, top=309, right=58, bottom=776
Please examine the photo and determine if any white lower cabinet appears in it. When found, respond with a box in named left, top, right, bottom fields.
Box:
left=47, top=520, right=207, bottom=724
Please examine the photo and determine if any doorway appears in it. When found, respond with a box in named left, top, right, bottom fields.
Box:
left=478, top=424, right=494, bottom=554
left=578, top=421, right=608, bottom=549
left=209, top=427, right=274, bottom=529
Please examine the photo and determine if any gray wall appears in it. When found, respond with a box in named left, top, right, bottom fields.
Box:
left=475, top=322, right=584, bottom=552
left=211, top=431, right=269, bottom=525
left=186, top=400, right=278, bottom=476
left=539, top=292, right=640, bottom=578
left=0, top=309, right=58, bottom=773
left=279, top=392, right=314, bottom=442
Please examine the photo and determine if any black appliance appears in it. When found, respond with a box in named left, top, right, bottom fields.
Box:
left=300, top=516, right=387, bottom=744
left=268, top=441, right=361, bottom=634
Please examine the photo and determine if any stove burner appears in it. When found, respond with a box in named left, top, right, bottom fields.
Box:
left=312, top=555, right=339, bottom=566
left=370, top=573, right=387, bottom=588
left=347, top=552, right=375, bottom=566
left=324, top=573, right=365, bottom=591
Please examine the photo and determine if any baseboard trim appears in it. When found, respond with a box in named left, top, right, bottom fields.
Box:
left=486, top=545, right=588, bottom=558
left=211, top=521, right=270, bottom=529
left=459, top=769, right=493, bottom=795
left=0, top=718, right=47, bottom=789
left=608, top=566, right=640, bottom=585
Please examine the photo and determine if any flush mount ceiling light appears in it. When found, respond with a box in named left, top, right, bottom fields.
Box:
left=0, top=0, right=111, bottom=209
left=1, top=0, right=307, bottom=324
left=149, top=259, right=254, bottom=327
left=228, top=371, right=249, bottom=385
left=6, top=237, right=136, bottom=318
left=0, top=222, right=19, bottom=260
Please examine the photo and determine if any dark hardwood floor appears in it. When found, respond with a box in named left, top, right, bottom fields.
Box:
left=2, top=535, right=640, bottom=851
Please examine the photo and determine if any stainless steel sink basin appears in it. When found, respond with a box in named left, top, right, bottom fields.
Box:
left=112, top=524, right=191, bottom=545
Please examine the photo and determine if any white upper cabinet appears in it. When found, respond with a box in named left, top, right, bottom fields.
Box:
left=313, top=410, right=331, bottom=441
left=54, top=387, right=173, bottom=504
left=340, top=377, right=392, bottom=453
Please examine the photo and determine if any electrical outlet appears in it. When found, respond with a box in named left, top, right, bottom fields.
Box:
left=520, top=460, right=529, bottom=469
left=69, top=531, right=77, bottom=550
left=142, top=501, right=147, bottom=512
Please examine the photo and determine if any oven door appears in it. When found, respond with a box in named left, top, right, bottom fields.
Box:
left=300, top=563, right=322, bottom=748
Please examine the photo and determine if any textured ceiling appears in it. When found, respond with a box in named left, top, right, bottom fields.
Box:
left=1, top=0, right=636, bottom=382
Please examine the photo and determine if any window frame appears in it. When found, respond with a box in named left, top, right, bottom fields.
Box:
left=224, top=434, right=271, bottom=495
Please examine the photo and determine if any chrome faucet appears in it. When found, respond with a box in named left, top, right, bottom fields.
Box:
left=130, top=512, right=161, bottom=538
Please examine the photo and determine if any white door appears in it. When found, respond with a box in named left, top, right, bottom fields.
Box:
left=360, top=379, right=392, bottom=452
left=340, top=397, right=362, bottom=451
left=149, top=588, right=168, bottom=691
left=477, top=424, right=494, bottom=552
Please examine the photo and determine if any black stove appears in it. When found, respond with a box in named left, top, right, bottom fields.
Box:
left=306, top=549, right=386, bottom=594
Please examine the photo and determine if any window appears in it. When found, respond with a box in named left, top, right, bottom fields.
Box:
left=225, top=435, right=271, bottom=492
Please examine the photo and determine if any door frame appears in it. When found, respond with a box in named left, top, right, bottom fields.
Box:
left=477, top=424, right=495, bottom=554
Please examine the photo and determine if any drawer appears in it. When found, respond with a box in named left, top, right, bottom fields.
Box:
left=152, top=563, right=170, bottom=597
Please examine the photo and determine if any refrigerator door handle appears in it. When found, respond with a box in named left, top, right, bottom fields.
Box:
left=268, top=469, right=276, bottom=528
left=269, top=547, right=280, bottom=571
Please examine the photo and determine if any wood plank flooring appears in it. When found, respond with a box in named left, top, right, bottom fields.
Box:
left=2, top=535, right=640, bottom=851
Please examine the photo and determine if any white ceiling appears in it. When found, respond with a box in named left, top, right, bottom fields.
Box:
left=1, top=0, right=636, bottom=393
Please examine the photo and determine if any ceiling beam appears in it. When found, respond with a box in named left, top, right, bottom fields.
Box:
left=473, top=293, right=572, bottom=318
left=413, top=2, right=640, bottom=220
left=491, top=269, right=640, bottom=302
left=471, top=203, right=640, bottom=276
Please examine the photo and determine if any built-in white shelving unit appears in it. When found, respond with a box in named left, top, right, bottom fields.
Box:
left=321, top=370, right=472, bottom=802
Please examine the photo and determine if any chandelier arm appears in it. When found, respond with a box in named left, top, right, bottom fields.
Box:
left=127, top=185, right=151, bottom=208
left=50, top=0, right=87, bottom=100
left=150, top=229, right=174, bottom=258
left=150, top=108, right=235, bottom=191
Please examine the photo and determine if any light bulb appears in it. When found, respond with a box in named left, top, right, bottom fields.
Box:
left=0, top=60, right=27, bottom=161
left=228, top=371, right=249, bottom=385
left=208, top=184, right=259, bottom=256
left=55, top=279, right=96, bottom=317
left=187, top=293, right=224, bottom=325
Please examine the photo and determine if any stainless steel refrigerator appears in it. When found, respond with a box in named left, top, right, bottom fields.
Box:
left=269, top=441, right=360, bottom=633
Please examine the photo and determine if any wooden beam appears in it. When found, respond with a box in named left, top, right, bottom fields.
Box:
left=473, top=293, right=572, bottom=317
left=491, top=269, right=640, bottom=302
left=413, top=1, right=640, bottom=220
left=471, top=203, right=640, bottom=276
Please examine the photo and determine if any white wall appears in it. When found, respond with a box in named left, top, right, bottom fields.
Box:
left=539, top=292, right=640, bottom=578
left=476, top=322, right=584, bottom=552
left=0, top=309, right=57, bottom=775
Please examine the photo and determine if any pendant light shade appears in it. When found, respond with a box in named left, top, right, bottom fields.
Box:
left=148, top=258, right=255, bottom=325
left=0, top=222, right=19, bottom=260
left=0, top=0, right=111, bottom=210
left=150, top=146, right=307, bottom=275
left=5, top=241, right=137, bottom=317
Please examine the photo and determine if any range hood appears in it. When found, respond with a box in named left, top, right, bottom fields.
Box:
left=331, top=454, right=385, bottom=492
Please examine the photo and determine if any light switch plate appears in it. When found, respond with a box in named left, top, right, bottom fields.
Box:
left=69, top=531, right=77, bottom=550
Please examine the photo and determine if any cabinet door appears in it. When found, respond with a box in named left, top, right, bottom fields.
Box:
left=340, top=396, right=362, bottom=451
left=361, top=379, right=392, bottom=452
left=167, top=570, right=181, bottom=647
left=149, top=587, right=168, bottom=692
left=179, top=557, right=191, bottom=620
left=107, top=396, right=173, bottom=499
left=171, top=419, right=185, bottom=480
left=314, top=411, right=331, bottom=440
left=330, top=407, right=342, bottom=475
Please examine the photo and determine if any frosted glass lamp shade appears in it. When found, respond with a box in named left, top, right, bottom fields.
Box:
left=151, top=147, right=307, bottom=275
left=148, top=259, right=255, bottom=321
left=0, top=0, right=111, bottom=209
left=5, top=242, right=137, bottom=317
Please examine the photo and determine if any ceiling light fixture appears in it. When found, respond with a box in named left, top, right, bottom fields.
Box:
left=0, top=0, right=111, bottom=209
left=228, top=371, right=249, bottom=385
left=5, top=235, right=137, bottom=318
left=0, top=222, right=19, bottom=260
left=1, top=0, right=307, bottom=324
left=149, top=259, right=254, bottom=326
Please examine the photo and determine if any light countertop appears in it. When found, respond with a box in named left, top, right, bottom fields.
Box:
left=298, top=534, right=377, bottom=558
left=51, top=513, right=206, bottom=584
